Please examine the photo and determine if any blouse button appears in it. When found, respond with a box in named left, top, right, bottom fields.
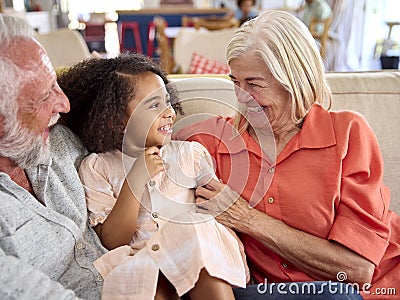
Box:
left=152, top=212, right=159, bottom=218
left=268, top=167, right=275, bottom=173
left=282, top=263, right=288, bottom=268
left=96, top=275, right=103, bottom=282
left=268, top=197, right=274, bottom=204
left=149, top=180, right=156, bottom=187
left=76, top=242, right=83, bottom=250
left=151, top=244, right=160, bottom=251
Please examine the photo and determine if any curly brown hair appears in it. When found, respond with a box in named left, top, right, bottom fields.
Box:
left=58, top=53, right=183, bottom=153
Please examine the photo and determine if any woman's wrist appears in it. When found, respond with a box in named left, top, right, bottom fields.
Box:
left=233, top=202, right=259, bottom=233
left=238, top=205, right=277, bottom=238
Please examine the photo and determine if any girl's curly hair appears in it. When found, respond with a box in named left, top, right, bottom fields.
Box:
left=58, top=53, right=183, bottom=153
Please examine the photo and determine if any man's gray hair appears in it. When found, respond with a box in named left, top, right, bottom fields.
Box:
left=0, top=13, right=35, bottom=43
left=0, top=14, right=36, bottom=162
left=0, top=14, right=35, bottom=125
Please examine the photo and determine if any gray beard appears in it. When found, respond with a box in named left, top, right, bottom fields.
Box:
left=0, top=123, right=50, bottom=169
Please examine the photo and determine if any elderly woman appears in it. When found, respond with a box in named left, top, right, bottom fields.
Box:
left=174, top=10, right=399, bottom=299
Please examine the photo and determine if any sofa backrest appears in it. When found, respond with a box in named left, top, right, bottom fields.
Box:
left=170, top=71, right=400, bottom=214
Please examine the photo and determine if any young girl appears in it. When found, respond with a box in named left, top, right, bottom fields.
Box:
left=58, top=53, right=247, bottom=300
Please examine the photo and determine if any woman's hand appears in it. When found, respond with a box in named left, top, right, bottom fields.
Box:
left=195, top=178, right=253, bottom=232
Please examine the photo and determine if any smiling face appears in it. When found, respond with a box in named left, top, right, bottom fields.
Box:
left=125, top=72, right=176, bottom=150
left=0, top=37, right=70, bottom=168
left=229, top=52, right=294, bottom=133
left=14, top=38, right=70, bottom=140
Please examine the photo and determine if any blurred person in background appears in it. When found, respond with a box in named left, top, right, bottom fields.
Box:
left=297, top=0, right=332, bottom=31
left=234, top=0, right=259, bottom=25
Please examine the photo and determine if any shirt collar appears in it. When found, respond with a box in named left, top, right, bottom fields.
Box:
left=296, top=103, right=336, bottom=149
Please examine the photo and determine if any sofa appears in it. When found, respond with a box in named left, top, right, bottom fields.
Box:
left=169, top=71, right=400, bottom=215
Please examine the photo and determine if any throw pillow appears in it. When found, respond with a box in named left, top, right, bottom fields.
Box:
left=188, top=52, right=230, bottom=74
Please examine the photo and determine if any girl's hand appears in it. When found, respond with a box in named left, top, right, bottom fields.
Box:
left=126, top=146, right=167, bottom=199
left=143, top=146, right=168, bottom=179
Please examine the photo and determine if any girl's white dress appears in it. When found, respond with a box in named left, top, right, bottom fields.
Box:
left=79, top=140, right=246, bottom=299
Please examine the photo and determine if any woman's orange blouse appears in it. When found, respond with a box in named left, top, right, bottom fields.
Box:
left=174, top=104, right=400, bottom=296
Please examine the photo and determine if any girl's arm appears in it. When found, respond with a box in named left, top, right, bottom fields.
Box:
left=94, top=146, right=165, bottom=250
left=94, top=178, right=140, bottom=250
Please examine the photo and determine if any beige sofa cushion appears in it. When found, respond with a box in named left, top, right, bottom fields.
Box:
left=170, top=71, right=400, bottom=214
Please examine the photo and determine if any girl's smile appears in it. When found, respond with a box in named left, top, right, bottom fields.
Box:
left=125, top=72, right=176, bottom=150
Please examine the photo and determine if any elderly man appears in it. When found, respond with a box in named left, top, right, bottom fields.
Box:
left=0, top=14, right=106, bottom=299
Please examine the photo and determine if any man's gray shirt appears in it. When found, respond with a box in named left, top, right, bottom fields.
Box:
left=0, top=125, right=107, bottom=299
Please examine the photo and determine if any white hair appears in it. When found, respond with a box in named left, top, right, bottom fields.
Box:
left=0, top=13, right=35, bottom=118
left=226, top=10, right=332, bottom=133
left=0, top=13, right=35, bottom=42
